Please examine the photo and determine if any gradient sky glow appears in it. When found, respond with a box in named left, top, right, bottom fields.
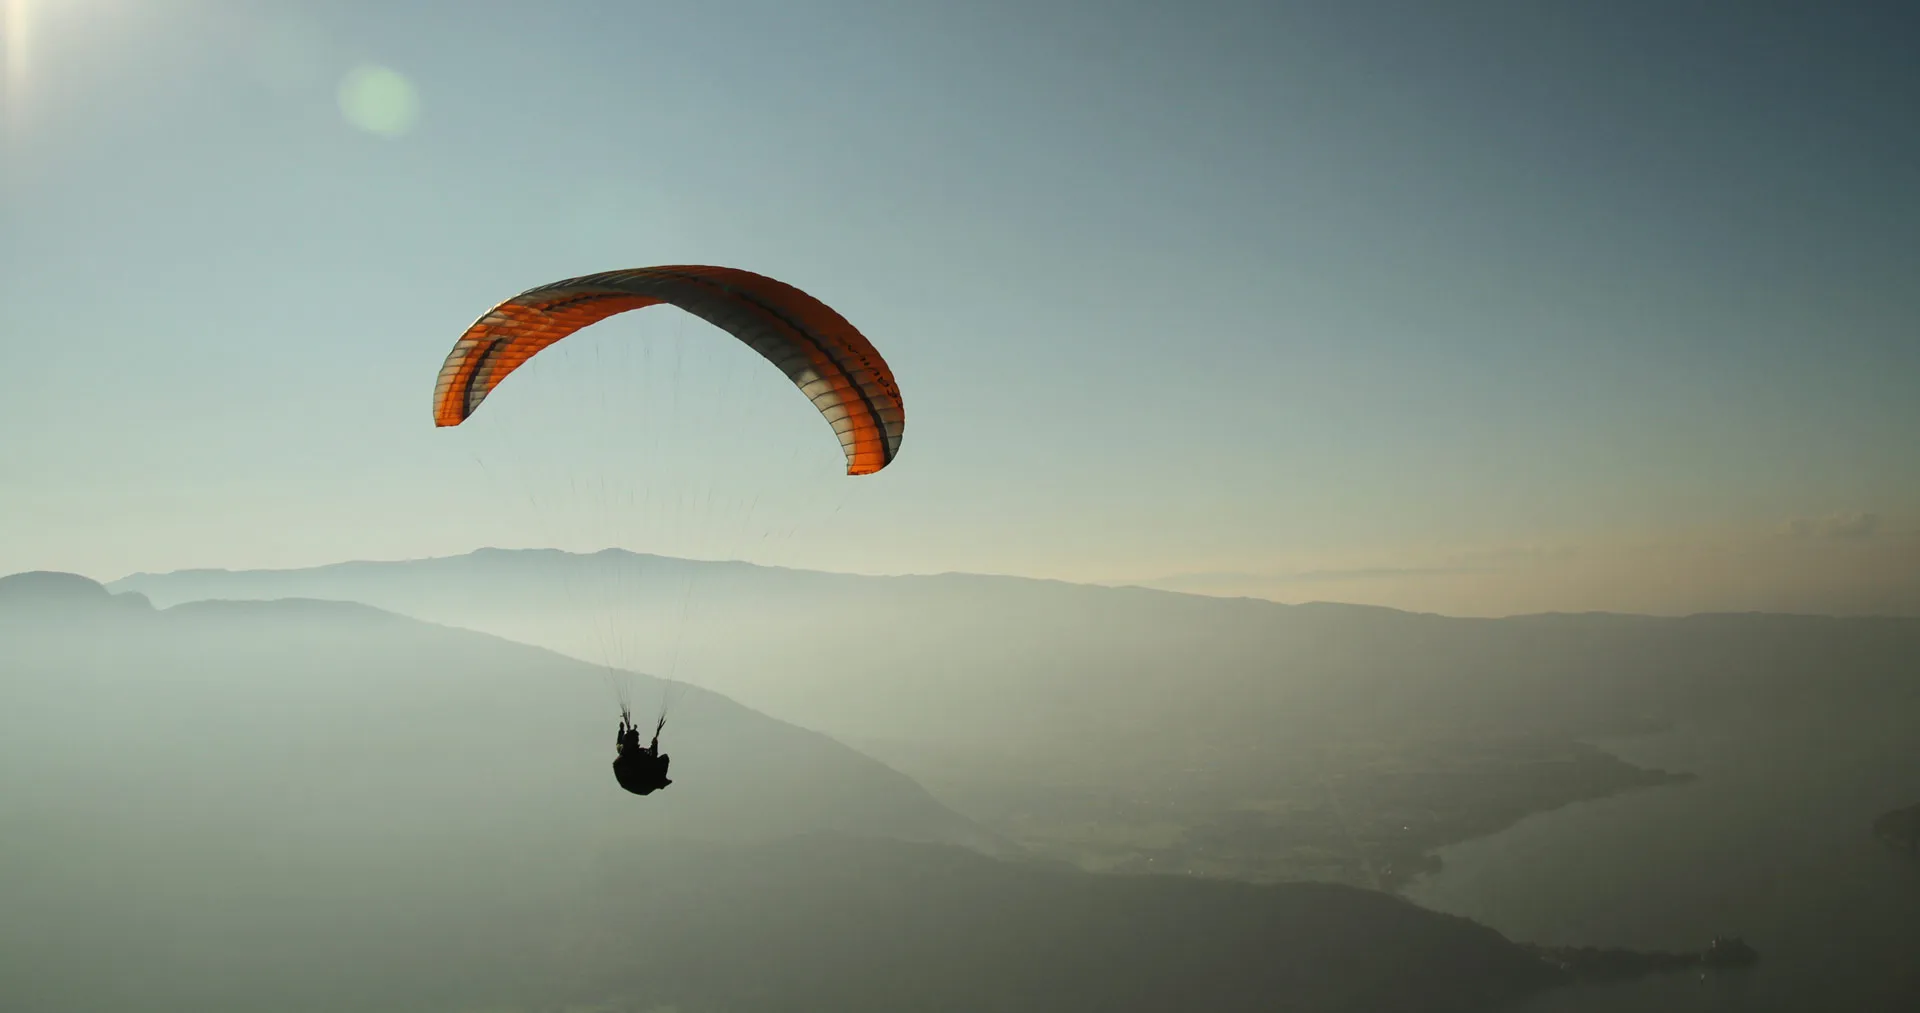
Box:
left=3, top=0, right=1916, bottom=616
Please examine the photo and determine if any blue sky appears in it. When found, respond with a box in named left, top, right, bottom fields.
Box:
left=3, top=0, right=1916, bottom=615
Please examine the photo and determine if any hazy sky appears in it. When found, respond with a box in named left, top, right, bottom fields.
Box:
left=3, top=0, right=1916, bottom=615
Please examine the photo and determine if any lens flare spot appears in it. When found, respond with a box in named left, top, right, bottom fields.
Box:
left=337, top=64, right=419, bottom=137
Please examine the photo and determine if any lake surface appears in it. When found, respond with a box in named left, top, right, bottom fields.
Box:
left=1404, top=708, right=1920, bottom=1011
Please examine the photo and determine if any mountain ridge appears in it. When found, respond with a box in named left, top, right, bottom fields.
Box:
left=111, top=545, right=1916, bottom=622
left=92, top=553, right=1920, bottom=888
left=3, top=569, right=1000, bottom=855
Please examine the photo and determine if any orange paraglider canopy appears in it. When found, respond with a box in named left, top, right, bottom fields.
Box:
left=432, top=265, right=904, bottom=475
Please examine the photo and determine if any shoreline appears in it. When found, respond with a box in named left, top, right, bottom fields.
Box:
left=1528, top=937, right=1760, bottom=984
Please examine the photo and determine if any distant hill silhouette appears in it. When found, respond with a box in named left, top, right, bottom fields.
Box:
left=1, top=569, right=153, bottom=614
left=111, top=549, right=1920, bottom=754
left=108, top=552, right=1920, bottom=886
left=1, top=571, right=992, bottom=853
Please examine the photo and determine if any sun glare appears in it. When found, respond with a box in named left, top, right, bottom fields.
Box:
left=3, top=0, right=30, bottom=132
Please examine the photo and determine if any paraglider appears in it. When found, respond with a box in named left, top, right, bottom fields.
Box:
left=613, top=711, right=672, bottom=796
left=431, top=265, right=905, bottom=798
left=432, top=265, right=905, bottom=475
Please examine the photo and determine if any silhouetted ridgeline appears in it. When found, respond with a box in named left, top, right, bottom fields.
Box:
left=1, top=568, right=154, bottom=613
left=1, top=570, right=990, bottom=854
left=107, top=551, right=1920, bottom=886
left=110, top=549, right=1920, bottom=754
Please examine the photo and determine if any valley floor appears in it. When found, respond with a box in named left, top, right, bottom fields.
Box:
left=879, top=735, right=1689, bottom=891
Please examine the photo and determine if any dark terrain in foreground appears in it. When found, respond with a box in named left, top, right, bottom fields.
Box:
left=562, top=835, right=1572, bottom=1013
left=1874, top=802, right=1920, bottom=857
left=1526, top=937, right=1758, bottom=983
